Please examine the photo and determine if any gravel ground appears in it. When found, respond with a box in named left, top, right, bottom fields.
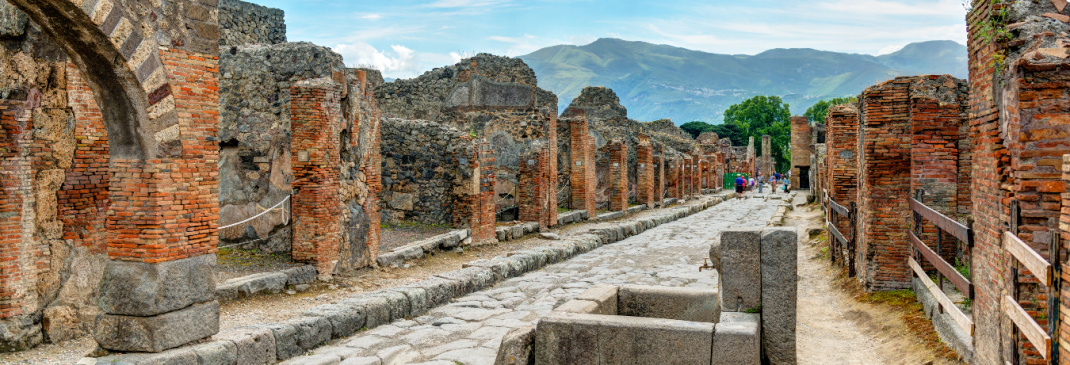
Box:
left=379, top=223, right=453, bottom=252
left=214, top=246, right=302, bottom=283
left=0, top=196, right=722, bottom=365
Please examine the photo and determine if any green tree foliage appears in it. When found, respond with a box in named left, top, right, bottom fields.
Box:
left=679, top=121, right=747, bottom=146
left=680, top=121, right=713, bottom=138
left=723, top=96, right=792, bottom=173
left=803, top=97, right=857, bottom=124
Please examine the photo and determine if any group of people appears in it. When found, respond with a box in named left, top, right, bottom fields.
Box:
left=734, top=171, right=789, bottom=199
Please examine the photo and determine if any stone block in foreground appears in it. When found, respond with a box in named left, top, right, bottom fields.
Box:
left=761, top=227, right=797, bottom=365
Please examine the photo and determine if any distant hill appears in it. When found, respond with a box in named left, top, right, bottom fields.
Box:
left=519, top=39, right=967, bottom=124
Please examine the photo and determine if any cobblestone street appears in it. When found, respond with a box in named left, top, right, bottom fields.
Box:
left=286, top=195, right=781, bottom=365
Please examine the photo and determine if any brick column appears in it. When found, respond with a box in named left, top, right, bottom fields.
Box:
left=290, top=79, right=343, bottom=279
left=469, top=141, right=497, bottom=244
left=790, top=117, right=812, bottom=190
left=653, top=145, right=664, bottom=205
left=94, top=50, right=221, bottom=352
left=909, top=76, right=967, bottom=263
left=856, top=79, right=912, bottom=291
left=609, top=140, right=628, bottom=212
left=569, top=117, right=596, bottom=217
left=519, top=143, right=553, bottom=230
left=826, top=104, right=859, bottom=235
left=637, top=138, right=654, bottom=207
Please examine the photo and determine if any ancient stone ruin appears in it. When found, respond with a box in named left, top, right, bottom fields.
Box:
left=0, top=0, right=761, bottom=357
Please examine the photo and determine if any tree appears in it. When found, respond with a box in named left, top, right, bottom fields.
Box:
left=723, top=95, right=792, bottom=172
left=680, top=121, right=714, bottom=138
left=709, top=123, right=747, bottom=146
left=803, top=97, right=857, bottom=125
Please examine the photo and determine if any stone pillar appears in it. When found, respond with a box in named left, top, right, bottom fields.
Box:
left=609, top=139, right=628, bottom=212
left=789, top=117, right=811, bottom=190
left=290, top=79, right=343, bottom=279
left=93, top=50, right=222, bottom=353
left=569, top=117, right=596, bottom=217
left=637, top=138, right=655, bottom=208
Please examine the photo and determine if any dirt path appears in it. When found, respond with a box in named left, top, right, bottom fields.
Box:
left=788, top=196, right=962, bottom=365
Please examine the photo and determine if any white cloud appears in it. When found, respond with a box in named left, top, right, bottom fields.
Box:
left=357, top=13, right=383, bottom=20
left=333, top=42, right=420, bottom=77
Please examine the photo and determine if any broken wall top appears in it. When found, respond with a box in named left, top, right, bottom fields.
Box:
left=219, top=0, right=286, bottom=47
left=374, top=54, right=549, bottom=121
left=560, top=86, right=628, bottom=121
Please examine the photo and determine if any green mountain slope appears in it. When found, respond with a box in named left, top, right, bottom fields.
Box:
left=519, top=39, right=967, bottom=124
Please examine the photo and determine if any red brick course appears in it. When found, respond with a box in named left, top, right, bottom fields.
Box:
left=519, top=143, right=554, bottom=230
left=0, top=100, right=35, bottom=320
left=60, top=65, right=109, bottom=255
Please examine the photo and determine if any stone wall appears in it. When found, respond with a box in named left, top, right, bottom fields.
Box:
left=560, top=87, right=694, bottom=207
left=218, top=0, right=285, bottom=47
left=375, top=54, right=557, bottom=220
left=217, top=42, right=347, bottom=252
left=380, top=118, right=474, bottom=226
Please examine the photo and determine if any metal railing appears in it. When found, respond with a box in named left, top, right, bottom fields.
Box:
left=907, top=192, right=974, bottom=337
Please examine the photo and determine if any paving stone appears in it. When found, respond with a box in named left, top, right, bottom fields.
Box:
left=261, top=316, right=333, bottom=360
left=436, top=266, right=497, bottom=295
left=339, top=296, right=391, bottom=329
left=280, top=353, right=341, bottom=365
left=215, top=325, right=277, bottom=365
left=303, top=303, right=366, bottom=338
left=339, top=357, right=381, bottom=365
left=293, top=195, right=775, bottom=364
left=493, top=325, right=535, bottom=365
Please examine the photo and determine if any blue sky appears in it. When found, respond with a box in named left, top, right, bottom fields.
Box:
left=253, top=0, right=969, bottom=79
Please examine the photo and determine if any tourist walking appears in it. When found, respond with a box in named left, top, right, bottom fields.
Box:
left=735, top=175, right=745, bottom=199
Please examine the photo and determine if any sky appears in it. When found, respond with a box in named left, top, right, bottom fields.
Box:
left=254, top=0, right=970, bottom=80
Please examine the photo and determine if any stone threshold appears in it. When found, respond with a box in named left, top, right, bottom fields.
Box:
left=82, top=192, right=733, bottom=365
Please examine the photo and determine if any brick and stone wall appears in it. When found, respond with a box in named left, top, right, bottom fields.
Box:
left=217, top=42, right=347, bottom=252
left=790, top=117, right=812, bottom=189
left=380, top=118, right=475, bottom=226
left=375, top=54, right=557, bottom=220
left=518, top=142, right=555, bottom=229
left=218, top=0, right=285, bottom=47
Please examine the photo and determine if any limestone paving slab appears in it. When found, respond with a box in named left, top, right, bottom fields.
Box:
left=286, top=195, right=778, bottom=364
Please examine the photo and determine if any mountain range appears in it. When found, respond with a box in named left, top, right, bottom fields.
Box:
left=518, top=38, right=967, bottom=124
